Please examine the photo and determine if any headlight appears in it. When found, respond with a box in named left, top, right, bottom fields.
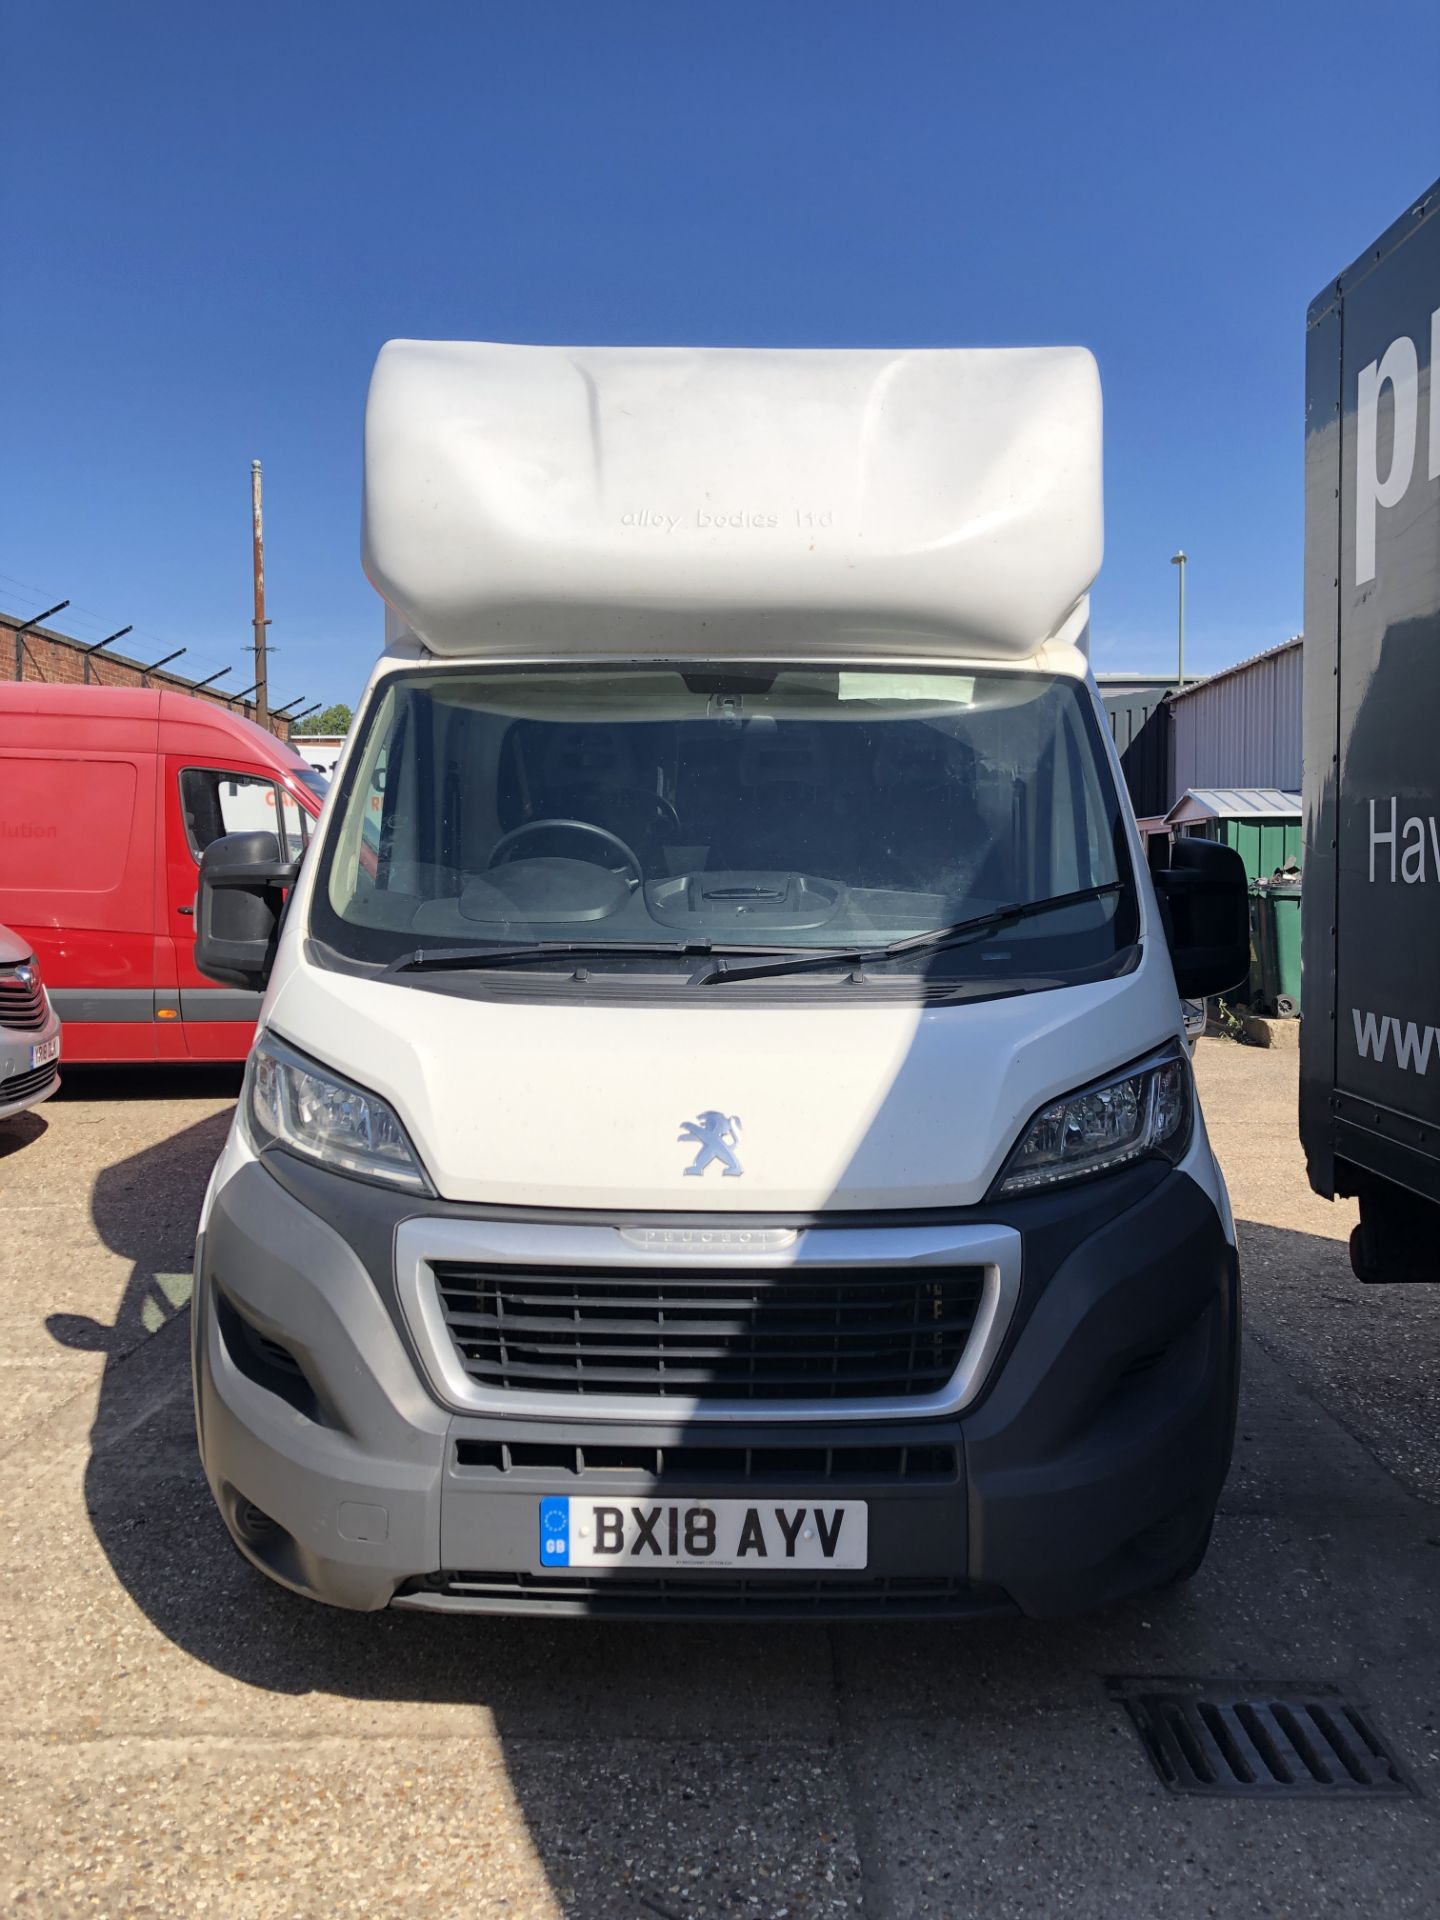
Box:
left=994, top=1045, right=1192, bottom=1195
left=246, top=1031, right=431, bottom=1192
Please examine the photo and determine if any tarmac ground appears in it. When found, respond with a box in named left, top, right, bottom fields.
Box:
left=1, top=1039, right=1437, bottom=1916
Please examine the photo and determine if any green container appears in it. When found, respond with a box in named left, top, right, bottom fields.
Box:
left=1246, top=884, right=1302, bottom=1016
left=1220, top=817, right=1303, bottom=884
left=1270, top=888, right=1302, bottom=1013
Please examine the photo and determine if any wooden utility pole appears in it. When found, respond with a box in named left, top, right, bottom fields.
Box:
left=250, top=459, right=271, bottom=727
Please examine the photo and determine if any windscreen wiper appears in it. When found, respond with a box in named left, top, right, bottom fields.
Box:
left=692, top=881, right=1127, bottom=985
left=387, top=938, right=802, bottom=975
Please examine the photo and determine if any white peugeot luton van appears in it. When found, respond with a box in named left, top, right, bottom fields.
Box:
left=192, top=343, right=1248, bottom=1618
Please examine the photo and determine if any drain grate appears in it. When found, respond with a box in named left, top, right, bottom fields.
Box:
left=1109, top=1679, right=1416, bottom=1798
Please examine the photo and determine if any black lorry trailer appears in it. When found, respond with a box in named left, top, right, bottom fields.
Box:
left=1302, top=176, right=1440, bottom=1282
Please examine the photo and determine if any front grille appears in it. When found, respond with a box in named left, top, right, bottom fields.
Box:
left=0, top=971, right=47, bottom=1033
left=453, top=1437, right=960, bottom=1481
left=0, top=1060, right=58, bottom=1107
left=431, top=1260, right=985, bottom=1401
left=397, top=1569, right=1013, bottom=1619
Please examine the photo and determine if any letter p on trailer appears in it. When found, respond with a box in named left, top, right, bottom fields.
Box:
left=1302, top=176, right=1440, bottom=1280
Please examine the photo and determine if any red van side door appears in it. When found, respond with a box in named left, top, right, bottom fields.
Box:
left=163, top=757, right=313, bottom=1061
left=0, top=732, right=160, bottom=1064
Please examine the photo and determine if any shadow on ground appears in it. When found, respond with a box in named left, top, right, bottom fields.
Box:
left=42, top=1105, right=1440, bottom=1915
left=55, top=1063, right=246, bottom=1103
left=1235, top=1215, right=1440, bottom=1507
left=0, top=1107, right=48, bottom=1159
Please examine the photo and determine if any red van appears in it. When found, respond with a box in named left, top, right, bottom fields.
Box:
left=0, top=685, right=325, bottom=1063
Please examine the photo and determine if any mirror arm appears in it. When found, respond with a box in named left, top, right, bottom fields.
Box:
left=204, top=857, right=299, bottom=890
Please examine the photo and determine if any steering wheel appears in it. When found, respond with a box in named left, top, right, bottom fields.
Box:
left=487, top=818, right=645, bottom=887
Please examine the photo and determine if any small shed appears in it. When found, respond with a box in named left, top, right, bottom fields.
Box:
left=1164, top=787, right=1302, bottom=880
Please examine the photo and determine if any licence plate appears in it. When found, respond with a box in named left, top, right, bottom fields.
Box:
left=538, top=1497, right=868, bottom=1571
left=31, top=1035, right=59, bottom=1070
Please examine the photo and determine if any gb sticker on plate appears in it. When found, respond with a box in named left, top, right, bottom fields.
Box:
left=539, top=1496, right=570, bottom=1567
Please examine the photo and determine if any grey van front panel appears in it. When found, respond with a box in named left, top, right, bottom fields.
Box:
left=436, top=1444, right=972, bottom=1584
left=196, top=1149, right=1236, bottom=1616
left=195, top=1158, right=450, bottom=1609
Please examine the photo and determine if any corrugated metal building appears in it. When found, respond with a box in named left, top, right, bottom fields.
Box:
left=1099, top=680, right=1177, bottom=820
left=1169, top=637, right=1302, bottom=796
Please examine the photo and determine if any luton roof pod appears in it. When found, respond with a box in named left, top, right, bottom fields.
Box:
left=361, top=341, right=1103, bottom=662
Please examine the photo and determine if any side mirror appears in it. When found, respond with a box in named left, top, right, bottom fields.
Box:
left=194, top=831, right=298, bottom=990
left=1153, top=837, right=1250, bottom=1000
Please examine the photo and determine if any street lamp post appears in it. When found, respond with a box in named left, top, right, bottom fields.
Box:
left=1170, top=551, right=1187, bottom=690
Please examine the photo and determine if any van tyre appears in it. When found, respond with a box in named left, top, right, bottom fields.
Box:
left=1158, top=1516, right=1214, bottom=1589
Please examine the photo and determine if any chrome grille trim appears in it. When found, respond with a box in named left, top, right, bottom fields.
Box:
left=0, top=1061, right=59, bottom=1107
left=395, top=1218, right=1021, bottom=1423
left=0, top=970, right=48, bottom=1034
left=431, top=1259, right=985, bottom=1399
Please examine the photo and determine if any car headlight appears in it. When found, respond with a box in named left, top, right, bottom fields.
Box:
left=246, top=1031, right=432, bottom=1192
left=994, top=1044, right=1192, bottom=1195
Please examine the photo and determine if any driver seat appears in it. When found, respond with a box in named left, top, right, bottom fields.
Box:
left=537, top=725, right=642, bottom=807
left=713, top=719, right=835, bottom=872
left=530, top=725, right=669, bottom=874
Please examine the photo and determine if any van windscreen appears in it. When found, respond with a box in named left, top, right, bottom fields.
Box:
left=311, top=662, right=1136, bottom=985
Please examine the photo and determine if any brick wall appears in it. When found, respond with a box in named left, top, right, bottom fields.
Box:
left=1, top=614, right=291, bottom=741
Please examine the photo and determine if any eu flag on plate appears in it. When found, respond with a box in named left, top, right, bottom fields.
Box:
left=538, top=1497, right=570, bottom=1566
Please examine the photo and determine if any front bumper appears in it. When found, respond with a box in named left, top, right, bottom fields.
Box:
left=193, top=1145, right=1239, bottom=1618
left=0, top=1006, right=62, bottom=1119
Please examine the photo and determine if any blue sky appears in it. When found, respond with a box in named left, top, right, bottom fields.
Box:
left=4, top=2, right=1437, bottom=710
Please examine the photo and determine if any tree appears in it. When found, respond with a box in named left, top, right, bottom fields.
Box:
left=293, top=703, right=352, bottom=736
